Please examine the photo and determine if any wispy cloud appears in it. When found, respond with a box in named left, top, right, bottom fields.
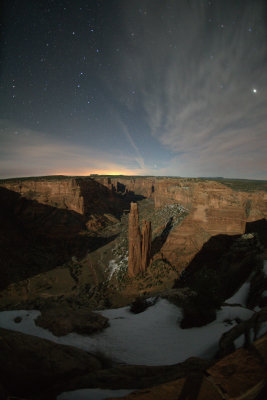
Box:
left=115, top=0, right=267, bottom=178
left=115, top=118, right=145, bottom=170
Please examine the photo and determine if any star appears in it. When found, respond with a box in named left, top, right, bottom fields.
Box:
left=252, top=88, right=257, bottom=94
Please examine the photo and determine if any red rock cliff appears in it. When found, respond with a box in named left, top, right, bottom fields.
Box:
left=141, top=220, right=152, bottom=272
left=96, top=176, right=267, bottom=270
left=1, top=178, right=84, bottom=213
left=128, top=202, right=142, bottom=277
left=128, top=202, right=152, bottom=276
left=0, top=177, right=127, bottom=224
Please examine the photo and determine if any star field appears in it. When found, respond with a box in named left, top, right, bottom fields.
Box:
left=0, top=0, right=266, bottom=178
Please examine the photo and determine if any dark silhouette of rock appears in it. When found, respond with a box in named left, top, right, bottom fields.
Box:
left=0, top=327, right=101, bottom=398
left=141, top=220, right=152, bottom=272
left=128, top=203, right=142, bottom=277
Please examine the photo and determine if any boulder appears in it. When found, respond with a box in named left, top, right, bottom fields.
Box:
left=35, top=305, right=109, bottom=336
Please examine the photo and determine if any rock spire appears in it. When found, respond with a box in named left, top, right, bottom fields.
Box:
left=141, top=220, right=152, bottom=272
left=128, top=202, right=152, bottom=277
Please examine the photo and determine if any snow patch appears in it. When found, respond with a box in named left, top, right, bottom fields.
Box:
left=0, top=300, right=256, bottom=367
left=106, top=255, right=128, bottom=280
left=226, top=282, right=250, bottom=307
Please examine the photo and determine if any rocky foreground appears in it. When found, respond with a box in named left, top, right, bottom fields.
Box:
left=0, top=175, right=266, bottom=399
left=0, top=309, right=266, bottom=399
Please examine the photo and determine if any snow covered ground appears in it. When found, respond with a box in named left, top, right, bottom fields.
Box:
left=226, top=282, right=250, bottom=306
left=0, top=299, right=255, bottom=366
left=1, top=261, right=267, bottom=366
left=1, top=262, right=267, bottom=400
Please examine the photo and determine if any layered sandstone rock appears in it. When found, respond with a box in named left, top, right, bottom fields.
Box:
left=0, top=176, right=127, bottom=221
left=96, top=177, right=267, bottom=268
left=128, top=203, right=142, bottom=277
left=141, top=220, right=152, bottom=272
left=128, top=203, right=152, bottom=277
left=1, top=175, right=266, bottom=273
left=1, top=177, right=85, bottom=213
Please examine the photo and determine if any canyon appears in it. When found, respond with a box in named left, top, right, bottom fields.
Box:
left=1, top=176, right=266, bottom=277
left=0, top=175, right=266, bottom=399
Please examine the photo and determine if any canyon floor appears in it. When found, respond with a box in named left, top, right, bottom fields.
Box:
left=0, top=175, right=266, bottom=399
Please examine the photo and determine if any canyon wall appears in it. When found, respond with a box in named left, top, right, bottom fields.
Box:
left=0, top=177, right=127, bottom=224
left=1, top=176, right=266, bottom=271
left=1, top=178, right=85, bottom=213
left=95, top=176, right=267, bottom=269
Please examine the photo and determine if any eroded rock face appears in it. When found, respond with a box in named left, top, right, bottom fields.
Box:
left=128, top=203, right=142, bottom=277
left=141, top=220, right=152, bottom=272
left=95, top=177, right=267, bottom=270
left=128, top=203, right=152, bottom=277
left=0, top=177, right=128, bottom=225
left=1, top=177, right=85, bottom=213
left=1, top=176, right=266, bottom=278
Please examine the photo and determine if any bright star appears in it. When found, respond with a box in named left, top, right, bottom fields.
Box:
left=252, top=88, right=257, bottom=94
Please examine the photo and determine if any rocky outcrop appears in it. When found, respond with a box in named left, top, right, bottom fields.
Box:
left=0, top=177, right=128, bottom=225
left=217, top=307, right=267, bottom=358
left=141, top=220, right=152, bottom=272
left=128, top=203, right=142, bottom=277
left=35, top=305, right=109, bottom=336
left=128, top=203, right=152, bottom=277
left=1, top=177, right=85, bottom=213
left=1, top=175, right=266, bottom=276
left=95, top=176, right=267, bottom=269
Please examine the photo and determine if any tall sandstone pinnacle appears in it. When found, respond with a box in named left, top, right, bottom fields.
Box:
left=141, top=220, right=152, bottom=272
left=128, top=202, right=142, bottom=277
left=128, top=202, right=152, bottom=277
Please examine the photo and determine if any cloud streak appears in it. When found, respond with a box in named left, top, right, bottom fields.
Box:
left=116, top=0, right=267, bottom=178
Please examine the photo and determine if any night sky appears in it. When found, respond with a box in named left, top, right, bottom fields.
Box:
left=1, top=0, right=266, bottom=179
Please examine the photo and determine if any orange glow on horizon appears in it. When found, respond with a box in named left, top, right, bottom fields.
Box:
left=54, top=167, right=142, bottom=176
